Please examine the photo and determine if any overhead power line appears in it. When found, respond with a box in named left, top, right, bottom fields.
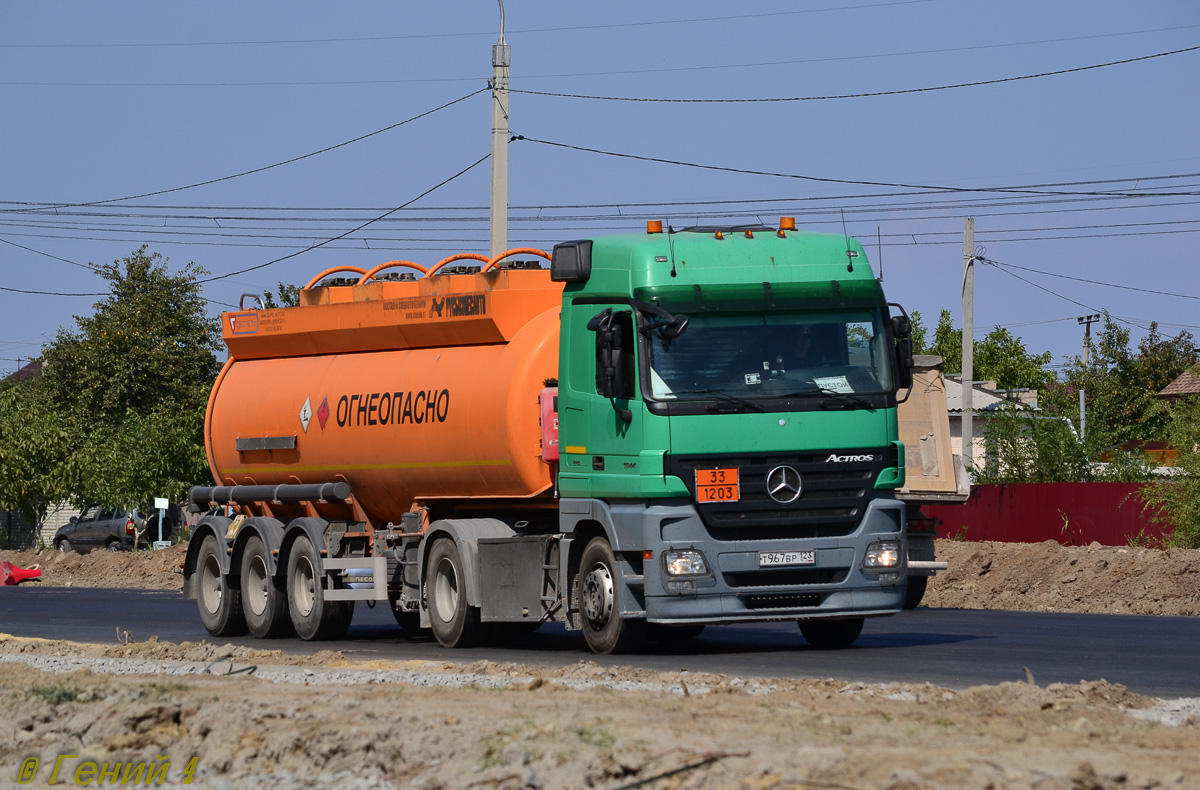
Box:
left=201, top=152, right=491, bottom=283
left=0, top=1, right=935, bottom=48
left=515, top=136, right=1200, bottom=197
left=3, top=88, right=486, bottom=215
left=508, top=45, right=1200, bottom=103
left=10, top=25, right=1199, bottom=88
left=981, top=258, right=1200, bottom=301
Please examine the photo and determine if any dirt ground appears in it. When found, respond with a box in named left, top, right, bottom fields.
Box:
left=1, top=540, right=1197, bottom=789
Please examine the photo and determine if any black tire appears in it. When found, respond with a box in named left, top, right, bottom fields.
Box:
left=57, top=539, right=71, bottom=554
left=286, top=533, right=354, bottom=641
left=577, top=537, right=645, bottom=655
left=903, top=575, right=928, bottom=610
left=195, top=535, right=248, bottom=637
left=105, top=540, right=123, bottom=552
left=648, top=623, right=707, bottom=642
left=798, top=617, right=864, bottom=649
left=240, top=535, right=293, bottom=638
left=426, top=538, right=488, bottom=648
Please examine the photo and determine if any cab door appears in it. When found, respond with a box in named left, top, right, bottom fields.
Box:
left=581, top=306, right=645, bottom=498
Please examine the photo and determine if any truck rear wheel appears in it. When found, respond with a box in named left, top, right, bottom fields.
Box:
left=287, top=533, right=354, bottom=641
left=426, top=538, right=488, bottom=648
left=196, top=535, right=248, bottom=637
left=798, top=617, right=864, bottom=649
left=241, top=535, right=293, bottom=638
left=578, top=537, right=645, bottom=655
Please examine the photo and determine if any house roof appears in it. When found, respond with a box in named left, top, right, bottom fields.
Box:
left=1157, top=370, right=1200, bottom=399
left=3, top=360, right=42, bottom=383
left=944, top=377, right=1023, bottom=413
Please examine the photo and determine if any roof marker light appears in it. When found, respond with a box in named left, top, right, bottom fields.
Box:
left=778, top=217, right=796, bottom=237
left=714, top=231, right=724, bottom=240
left=744, top=229, right=754, bottom=239
left=647, top=220, right=663, bottom=234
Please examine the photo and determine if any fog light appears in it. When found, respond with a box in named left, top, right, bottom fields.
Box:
left=666, top=580, right=695, bottom=593
left=663, top=549, right=709, bottom=577
left=863, top=540, right=901, bottom=569
left=878, top=571, right=904, bottom=584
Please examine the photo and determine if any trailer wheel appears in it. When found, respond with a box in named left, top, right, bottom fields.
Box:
left=426, top=538, right=488, bottom=648
left=903, top=575, right=928, bottom=610
left=578, top=537, right=645, bottom=655
left=287, top=533, right=354, bottom=641
left=196, top=535, right=248, bottom=637
left=240, top=535, right=293, bottom=638
left=798, top=617, right=864, bottom=649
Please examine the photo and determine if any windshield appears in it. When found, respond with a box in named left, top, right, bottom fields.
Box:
left=645, top=309, right=894, bottom=400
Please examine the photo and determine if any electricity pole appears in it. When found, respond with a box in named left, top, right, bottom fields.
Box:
left=961, top=218, right=975, bottom=473
left=1078, top=313, right=1100, bottom=366
left=489, top=0, right=510, bottom=258
left=1077, top=313, right=1100, bottom=441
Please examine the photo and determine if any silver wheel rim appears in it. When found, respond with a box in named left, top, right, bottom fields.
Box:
left=292, top=554, right=317, bottom=618
left=199, top=551, right=223, bottom=615
left=582, top=562, right=615, bottom=627
left=432, top=556, right=459, bottom=625
left=248, top=554, right=269, bottom=617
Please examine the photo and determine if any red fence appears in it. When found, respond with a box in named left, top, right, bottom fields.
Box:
left=921, top=483, right=1168, bottom=547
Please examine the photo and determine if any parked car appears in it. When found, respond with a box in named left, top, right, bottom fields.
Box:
left=53, top=504, right=181, bottom=553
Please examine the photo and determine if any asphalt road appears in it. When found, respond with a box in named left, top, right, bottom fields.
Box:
left=2, top=587, right=1197, bottom=698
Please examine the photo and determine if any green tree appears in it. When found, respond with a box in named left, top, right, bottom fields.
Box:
left=1042, top=314, right=1198, bottom=449
left=262, top=281, right=300, bottom=309
left=1140, top=395, right=1200, bottom=548
left=39, top=247, right=221, bottom=510
left=929, top=310, right=963, bottom=375
left=974, top=403, right=1089, bottom=483
left=910, top=310, right=929, bottom=355
left=0, top=378, right=73, bottom=533
left=911, top=309, right=1053, bottom=390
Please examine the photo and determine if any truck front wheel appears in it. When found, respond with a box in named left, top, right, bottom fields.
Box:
left=578, top=537, right=645, bottom=655
left=427, top=538, right=489, bottom=648
left=196, top=535, right=248, bottom=637
left=241, top=535, right=293, bottom=638
left=798, top=617, right=864, bottom=649
left=287, top=534, right=353, bottom=640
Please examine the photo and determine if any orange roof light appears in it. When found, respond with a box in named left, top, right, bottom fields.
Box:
left=647, top=220, right=663, bottom=234
left=744, top=229, right=754, bottom=239
left=714, top=231, right=724, bottom=240
left=778, top=216, right=796, bottom=237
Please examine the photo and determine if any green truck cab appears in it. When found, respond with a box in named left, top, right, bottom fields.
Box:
left=551, top=220, right=914, bottom=652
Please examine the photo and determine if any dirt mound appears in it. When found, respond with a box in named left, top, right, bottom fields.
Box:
left=928, top=539, right=1200, bottom=616
left=0, top=656, right=1189, bottom=789
left=0, top=546, right=184, bottom=590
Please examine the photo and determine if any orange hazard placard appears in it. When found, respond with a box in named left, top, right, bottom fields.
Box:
left=695, top=468, right=740, bottom=503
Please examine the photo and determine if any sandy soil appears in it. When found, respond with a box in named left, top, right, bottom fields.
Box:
left=1, top=541, right=1197, bottom=788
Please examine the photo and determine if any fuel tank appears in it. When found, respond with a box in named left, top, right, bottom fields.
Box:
left=206, top=265, right=563, bottom=524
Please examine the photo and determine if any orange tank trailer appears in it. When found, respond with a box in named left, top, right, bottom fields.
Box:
left=206, top=257, right=562, bottom=528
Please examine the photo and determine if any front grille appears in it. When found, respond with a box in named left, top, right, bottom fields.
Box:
left=666, top=447, right=894, bottom=540
left=725, top=568, right=848, bottom=588
left=743, top=593, right=822, bottom=610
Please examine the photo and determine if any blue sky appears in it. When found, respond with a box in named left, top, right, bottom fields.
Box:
left=2, top=1, right=1198, bottom=377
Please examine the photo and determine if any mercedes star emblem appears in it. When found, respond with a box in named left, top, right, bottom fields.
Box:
left=765, top=465, right=802, bottom=504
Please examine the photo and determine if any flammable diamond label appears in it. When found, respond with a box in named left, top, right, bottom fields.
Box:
left=317, top=396, right=330, bottom=430
left=299, top=396, right=313, bottom=433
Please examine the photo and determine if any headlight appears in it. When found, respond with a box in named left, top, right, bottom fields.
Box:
left=663, top=549, right=709, bottom=577
left=863, top=540, right=901, bottom=569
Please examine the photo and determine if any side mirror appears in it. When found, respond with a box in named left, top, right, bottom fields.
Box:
left=69, top=516, right=78, bottom=525
left=890, top=314, right=914, bottom=391
left=587, top=308, right=634, bottom=421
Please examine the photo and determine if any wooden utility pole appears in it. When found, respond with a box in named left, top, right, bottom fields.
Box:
left=1077, top=313, right=1100, bottom=440
left=961, top=218, right=975, bottom=473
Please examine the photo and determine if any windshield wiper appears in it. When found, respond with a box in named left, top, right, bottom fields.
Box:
left=669, top=388, right=765, bottom=413
left=784, top=386, right=874, bottom=409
